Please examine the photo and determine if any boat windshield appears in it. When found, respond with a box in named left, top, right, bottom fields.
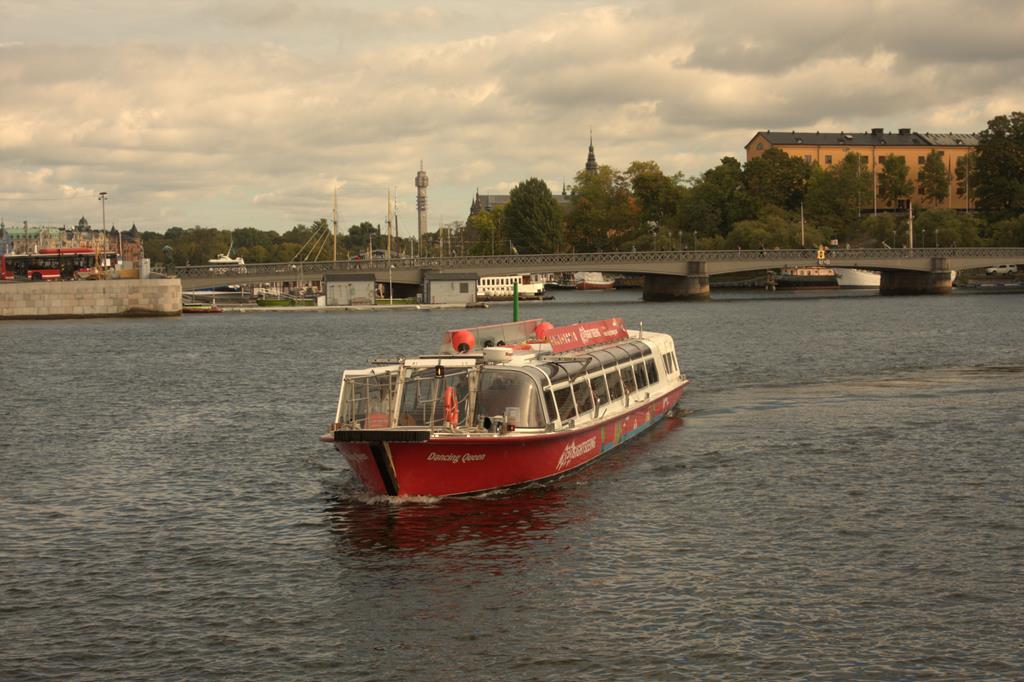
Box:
left=474, top=368, right=546, bottom=428
left=396, top=367, right=472, bottom=428
left=340, top=370, right=399, bottom=428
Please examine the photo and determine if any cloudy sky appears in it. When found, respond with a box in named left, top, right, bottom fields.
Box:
left=2, top=0, right=1023, bottom=235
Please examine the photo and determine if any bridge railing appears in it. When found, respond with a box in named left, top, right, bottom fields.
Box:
left=173, top=247, right=1024, bottom=280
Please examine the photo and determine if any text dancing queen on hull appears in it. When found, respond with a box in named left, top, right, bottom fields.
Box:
left=321, top=317, right=689, bottom=497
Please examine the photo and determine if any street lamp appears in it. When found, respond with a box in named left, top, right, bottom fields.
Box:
left=388, top=264, right=394, bottom=306
left=98, top=192, right=108, bottom=231
left=934, top=228, right=938, bottom=247
left=692, top=230, right=697, bottom=250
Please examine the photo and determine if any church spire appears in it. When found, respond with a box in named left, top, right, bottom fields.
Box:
left=585, top=129, right=598, bottom=173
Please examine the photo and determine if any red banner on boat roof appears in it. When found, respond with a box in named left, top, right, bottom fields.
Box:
left=546, top=318, right=628, bottom=353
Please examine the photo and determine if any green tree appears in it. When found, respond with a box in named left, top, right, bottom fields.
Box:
left=725, top=207, right=825, bottom=250
left=920, top=151, right=950, bottom=206
left=679, top=157, right=755, bottom=240
left=988, top=215, right=1024, bottom=246
left=859, top=213, right=902, bottom=247
left=347, top=221, right=379, bottom=253
left=878, top=154, right=913, bottom=207
left=624, top=161, right=683, bottom=234
left=465, top=207, right=506, bottom=255
left=955, top=150, right=979, bottom=209
left=913, top=209, right=982, bottom=247
left=742, top=147, right=812, bottom=211
left=566, top=166, right=641, bottom=251
left=975, top=111, right=1024, bottom=213
left=803, top=153, right=871, bottom=241
left=503, top=178, right=563, bottom=253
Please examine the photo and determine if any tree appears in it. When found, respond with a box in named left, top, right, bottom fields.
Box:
left=678, top=157, right=755, bottom=240
left=347, top=221, right=379, bottom=253
left=920, top=151, right=950, bottom=206
left=955, top=151, right=979, bottom=209
left=742, top=148, right=812, bottom=211
left=566, top=166, right=641, bottom=251
left=725, top=207, right=825, bottom=249
left=465, top=206, right=506, bottom=255
left=503, top=178, right=563, bottom=253
left=624, top=161, right=683, bottom=232
left=975, top=112, right=1024, bottom=213
left=877, top=154, right=913, bottom=207
left=860, top=213, right=902, bottom=247
left=988, top=215, right=1024, bottom=246
left=803, top=152, right=871, bottom=241
left=913, top=209, right=982, bottom=247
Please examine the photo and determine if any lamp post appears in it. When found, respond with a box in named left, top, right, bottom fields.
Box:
left=97, top=192, right=108, bottom=273
left=934, top=228, right=938, bottom=247
left=388, top=264, right=394, bottom=306
left=98, top=191, right=108, bottom=231
left=692, top=230, right=697, bottom=250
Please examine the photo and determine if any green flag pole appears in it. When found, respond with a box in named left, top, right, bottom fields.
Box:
left=513, top=279, right=520, bottom=321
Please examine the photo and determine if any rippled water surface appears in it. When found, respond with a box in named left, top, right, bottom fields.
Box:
left=2, top=289, right=1022, bottom=680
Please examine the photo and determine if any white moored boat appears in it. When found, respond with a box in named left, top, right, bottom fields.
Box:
left=833, top=268, right=880, bottom=288
left=477, top=274, right=545, bottom=301
left=574, top=272, right=615, bottom=290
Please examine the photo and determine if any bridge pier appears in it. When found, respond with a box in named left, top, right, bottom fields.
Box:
left=879, top=258, right=955, bottom=296
left=642, top=262, right=710, bottom=301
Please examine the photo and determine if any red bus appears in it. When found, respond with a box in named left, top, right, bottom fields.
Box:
left=0, top=249, right=119, bottom=281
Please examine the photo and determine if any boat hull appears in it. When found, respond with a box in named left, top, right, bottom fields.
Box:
left=334, top=384, right=686, bottom=497
left=833, top=267, right=881, bottom=288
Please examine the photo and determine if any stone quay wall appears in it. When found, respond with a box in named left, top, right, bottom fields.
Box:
left=0, top=279, right=182, bottom=320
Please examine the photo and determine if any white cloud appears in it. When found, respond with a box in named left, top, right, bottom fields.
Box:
left=1, top=1, right=1023, bottom=232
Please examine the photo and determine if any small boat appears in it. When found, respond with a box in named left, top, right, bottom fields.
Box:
left=321, top=317, right=688, bottom=497
left=477, top=274, right=547, bottom=301
left=574, top=271, right=615, bottom=290
left=208, top=240, right=245, bottom=267
left=182, top=303, right=223, bottom=313
left=774, top=265, right=837, bottom=288
left=833, top=267, right=880, bottom=288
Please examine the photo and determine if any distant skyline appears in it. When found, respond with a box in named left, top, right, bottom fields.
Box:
left=2, top=0, right=1023, bottom=235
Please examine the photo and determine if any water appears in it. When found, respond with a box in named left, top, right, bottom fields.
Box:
left=2, top=289, right=1022, bottom=680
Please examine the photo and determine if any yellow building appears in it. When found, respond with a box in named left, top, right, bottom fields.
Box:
left=745, top=128, right=978, bottom=211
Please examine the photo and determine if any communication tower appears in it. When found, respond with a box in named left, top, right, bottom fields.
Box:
left=415, top=161, right=429, bottom=247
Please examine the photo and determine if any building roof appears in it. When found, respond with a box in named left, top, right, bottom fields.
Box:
left=470, top=191, right=570, bottom=215
left=919, top=132, right=980, bottom=146
left=748, top=129, right=979, bottom=149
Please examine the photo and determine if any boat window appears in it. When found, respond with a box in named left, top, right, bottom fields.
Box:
left=544, top=389, right=558, bottom=422
left=554, top=386, right=576, bottom=421
left=635, top=361, right=649, bottom=389
left=646, top=358, right=659, bottom=384
left=475, top=369, right=545, bottom=428
left=605, top=370, right=624, bottom=401
left=396, top=368, right=471, bottom=427
left=621, top=364, right=637, bottom=395
left=592, top=372, right=610, bottom=406
left=663, top=352, right=674, bottom=374
left=573, top=379, right=594, bottom=414
left=340, top=371, right=398, bottom=428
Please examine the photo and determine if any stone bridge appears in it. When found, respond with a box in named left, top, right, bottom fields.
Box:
left=173, top=247, right=1024, bottom=300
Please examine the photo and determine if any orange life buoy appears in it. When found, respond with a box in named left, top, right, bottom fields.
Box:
left=443, top=386, right=459, bottom=426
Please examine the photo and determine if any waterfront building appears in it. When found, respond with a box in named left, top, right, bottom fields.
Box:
left=745, top=128, right=979, bottom=211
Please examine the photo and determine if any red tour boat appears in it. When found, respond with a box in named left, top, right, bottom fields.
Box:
left=321, top=317, right=688, bottom=497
